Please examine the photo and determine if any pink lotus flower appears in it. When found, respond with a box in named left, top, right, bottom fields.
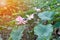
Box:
left=16, top=16, right=26, bottom=25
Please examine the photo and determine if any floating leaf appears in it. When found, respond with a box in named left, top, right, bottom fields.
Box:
left=54, top=22, right=60, bottom=28
left=34, top=24, right=53, bottom=40
left=9, top=25, right=26, bottom=40
left=38, top=11, right=55, bottom=20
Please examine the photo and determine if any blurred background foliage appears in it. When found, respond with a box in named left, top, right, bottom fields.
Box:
left=0, top=0, right=60, bottom=40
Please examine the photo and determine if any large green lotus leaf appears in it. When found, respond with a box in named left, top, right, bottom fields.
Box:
left=54, top=22, right=60, bottom=28
left=38, top=11, right=55, bottom=20
left=0, top=37, right=2, bottom=40
left=57, top=0, right=60, bottom=2
left=9, top=25, right=26, bottom=40
left=57, top=37, right=60, bottom=40
left=34, top=24, right=53, bottom=40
